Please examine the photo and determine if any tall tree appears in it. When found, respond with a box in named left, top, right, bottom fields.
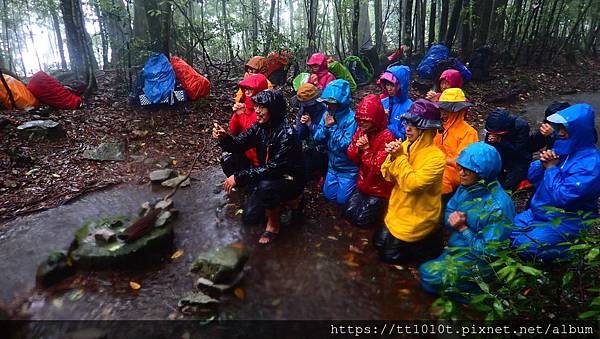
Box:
left=438, top=0, right=449, bottom=42
left=374, top=0, right=383, bottom=53
left=49, top=2, right=68, bottom=69
left=429, top=0, right=438, bottom=46
left=445, top=0, right=463, bottom=48
left=403, top=0, right=413, bottom=53
left=60, top=0, right=97, bottom=94
left=351, top=0, right=360, bottom=54
left=133, top=0, right=148, bottom=40
left=306, top=0, right=319, bottom=54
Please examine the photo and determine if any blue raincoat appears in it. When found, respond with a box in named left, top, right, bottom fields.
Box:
left=511, top=104, right=600, bottom=262
left=380, top=66, right=413, bottom=139
left=419, top=142, right=516, bottom=295
left=314, top=79, right=358, bottom=204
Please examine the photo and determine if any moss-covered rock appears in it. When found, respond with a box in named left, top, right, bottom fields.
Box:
left=70, top=215, right=175, bottom=268
left=190, top=244, right=249, bottom=284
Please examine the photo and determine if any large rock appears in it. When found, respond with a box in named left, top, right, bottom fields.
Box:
left=149, top=169, right=174, bottom=183
left=196, top=271, right=244, bottom=294
left=190, top=244, right=249, bottom=284
left=178, top=291, right=218, bottom=319
left=70, top=215, right=175, bottom=268
left=17, top=120, right=65, bottom=140
left=161, top=175, right=190, bottom=188
left=82, top=143, right=125, bottom=161
left=36, top=251, right=76, bottom=286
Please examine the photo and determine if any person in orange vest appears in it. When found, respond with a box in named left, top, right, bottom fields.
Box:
left=434, top=88, right=478, bottom=204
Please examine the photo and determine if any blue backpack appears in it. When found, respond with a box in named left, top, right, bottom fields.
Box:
left=143, top=53, right=176, bottom=104
left=416, top=44, right=449, bottom=79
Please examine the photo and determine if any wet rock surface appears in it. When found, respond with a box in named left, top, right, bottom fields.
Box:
left=0, top=166, right=434, bottom=321
left=16, top=120, right=65, bottom=140
left=149, top=169, right=174, bottom=183
left=82, top=142, right=125, bottom=161
left=190, top=244, right=249, bottom=284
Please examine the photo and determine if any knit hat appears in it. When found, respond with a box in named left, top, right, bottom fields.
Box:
left=401, top=99, right=443, bottom=130
left=296, top=83, right=320, bottom=107
left=437, top=88, right=472, bottom=112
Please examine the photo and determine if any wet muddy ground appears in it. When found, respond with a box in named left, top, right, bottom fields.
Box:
left=1, top=167, right=433, bottom=322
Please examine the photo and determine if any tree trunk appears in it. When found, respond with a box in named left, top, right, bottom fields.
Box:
left=264, top=0, right=277, bottom=54
left=403, top=0, right=413, bottom=54
left=50, top=4, right=68, bottom=69
left=418, top=0, right=426, bottom=53
left=100, top=0, right=130, bottom=67
left=333, top=0, right=346, bottom=59
left=351, top=0, right=360, bottom=55
left=358, top=0, right=372, bottom=51
left=159, top=0, right=171, bottom=55
left=306, top=0, right=319, bottom=55
left=93, top=0, right=109, bottom=69
left=133, top=0, right=148, bottom=40
left=221, top=0, right=234, bottom=61
left=461, top=0, right=472, bottom=59
left=374, top=0, right=383, bottom=53
left=60, top=0, right=98, bottom=94
left=289, top=0, right=294, bottom=41
left=438, top=0, right=449, bottom=43
left=506, top=0, right=523, bottom=52
left=252, top=0, right=259, bottom=55
left=445, top=0, right=463, bottom=48
left=429, top=0, right=437, bottom=46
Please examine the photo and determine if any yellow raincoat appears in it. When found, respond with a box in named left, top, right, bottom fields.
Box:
left=381, top=129, right=445, bottom=242
left=434, top=111, right=478, bottom=194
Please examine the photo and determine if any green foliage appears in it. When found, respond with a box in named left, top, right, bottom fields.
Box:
left=431, top=221, right=600, bottom=320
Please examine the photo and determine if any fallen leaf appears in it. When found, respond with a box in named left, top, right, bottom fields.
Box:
left=170, top=249, right=183, bottom=259
left=393, top=265, right=405, bottom=271
left=397, top=288, right=412, bottom=296
left=156, top=131, right=165, bottom=135
left=171, top=159, right=177, bottom=165
left=349, top=245, right=364, bottom=254
left=345, top=261, right=360, bottom=267
left=52, top=298, right=63, bottom=308
left=327, top=235, right=338, bottom=241
left=129, top=281, right=141, bottom=290
left=233, top=287, right=246, bottom=300
left=68, top=289, right=84, bottom=301
left=314, top=242, right=321, bottom=248
left=51, top=173, right=60, bottom=178
left=271, top=298, right=281, bottom=306
left=235, top=209, right=243, bottom=216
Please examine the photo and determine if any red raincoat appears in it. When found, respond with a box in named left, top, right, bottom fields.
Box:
left=228, top=74, right=269, bottom=166
left=307, top=53, right=336, bottom=90
left=347, top=94, right=395, bottom=198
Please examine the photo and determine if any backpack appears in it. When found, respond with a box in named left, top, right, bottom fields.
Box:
left=327, top=61, right=357, bottom=92
left=343, top=56, right=373, bottom=86
left=432, top=57, right=472, bottom=86
left=416, top=44, right=449, bottom=79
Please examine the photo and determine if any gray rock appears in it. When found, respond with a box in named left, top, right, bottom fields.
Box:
left=93, top=229, right=116, bottom=244
left=154, top=210, right=172, bottom=228
left=3, top=179, right=17, bottom=188
left=195, top=271, right=244, bottom=294
left=82, top=143, right=125, bottom=161
left=130, top=155, right=146, bottom=163
left=149, top=169, right=174, bottom=182
left=178, top=291, right=218, bottom=318
left=161, top=175, right=190, bottom=188
left=190, top=244, right=249, bottom=284
left=71, top=215, right=174, bottom=268
left=17, top=120, right=66, bottom=140
left=155, top=199, right=173, bottom=210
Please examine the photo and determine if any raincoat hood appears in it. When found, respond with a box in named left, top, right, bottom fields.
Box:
left=456, top=142, right=502, bottom=182
left=438, top=69, right=463, bottom=89
left=245, top=56, right=269, bottom=75
left=401, top=99, right=442, bottom=130
left=380, top=65, right=411, bottom=102
left=544, top=101, right=570, bottom=119
left=319, top=79, right=352, bottom=111
left=485, top=108, right=515, bottom=133
left=252, top=89, right=287, bottom=126
left=307, top=53, right=329, bottom=73
left=355, top=94, right=388, bottom=132
left=238, top=73, right=269, bottom=92
left=548, top=103, right=597, bottom=155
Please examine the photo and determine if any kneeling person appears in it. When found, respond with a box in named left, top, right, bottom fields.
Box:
left=374, top=99, right=446, bottom=264
left=213, top=90, right=305, bottom=244
left=419, top=142, right=516, bottom=297
left=343, top=94, right=395, bottom=228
